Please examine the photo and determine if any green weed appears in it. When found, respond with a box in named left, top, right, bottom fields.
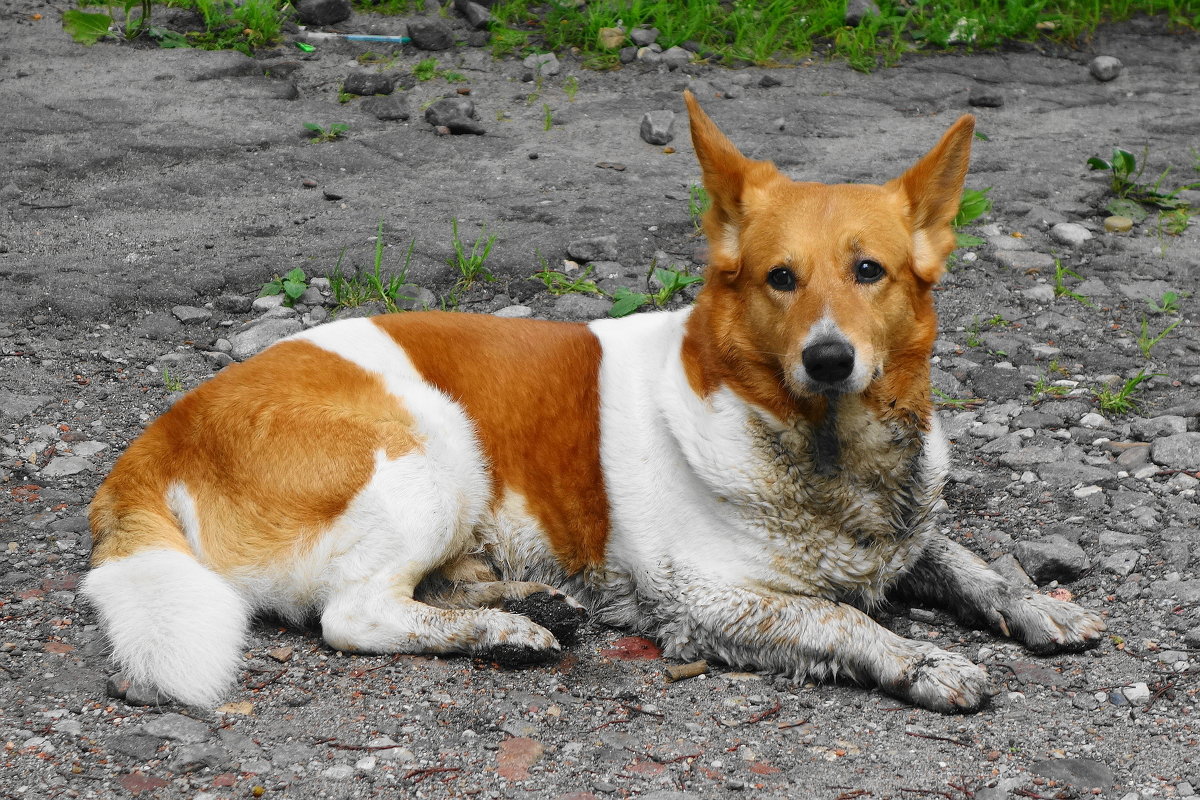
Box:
left=564, top=75, right=579, bottom=101
left=1159, top=208, right=1193, bottom=236
left=260, top=267, right=309, bottom=307
left=1093, top=369, right=1158, bottom=415
left=327, top=222, right=417, bottom=313
left=1088, top=147, right=1199, bottom=215
left=609, top=267, right=704, bottom=317
left=304, top=122, right=349, bottom=143
left=1030, top=374, right=1070, bottom=402
left=414, top=57, right=440, bottom=81
left=449, top=219, right=497, bottom=287
left=932, top=388, right=982, bottom=409
left=1147, top=290, right=1184, bottom=314
left=542, top=103, right=554, bottom=131
left=1052, top=260, right=1092, bottom=307
left=688, top=184, right=711, bottom=233
left=1137, top=316, right=1180, bottom=359
left=953, top=187, right=991, bottom=248
left=532, top=263, right=602, bottom=296
left=965, top=316, right=983, bottom=348
left=162, top=368, right=184, bottom=392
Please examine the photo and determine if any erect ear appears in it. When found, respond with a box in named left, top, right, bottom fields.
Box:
left=684, top=90, right=780, bottom=276
left=887, top=114, right=975, bottom=284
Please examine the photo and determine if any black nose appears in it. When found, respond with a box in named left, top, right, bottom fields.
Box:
left=802, top=339, right=855, bottom=384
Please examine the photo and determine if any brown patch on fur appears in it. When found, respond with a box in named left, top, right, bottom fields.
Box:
left=681, top=90, right=973, bottom=429
left=372, top=313, right=609, bottom=573
left=90, top=340, right=424, bottom=570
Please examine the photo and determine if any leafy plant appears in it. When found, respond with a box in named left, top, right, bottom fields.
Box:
left=449, top=219, right=497, bottom=287
left=63, top=9, right=114, bottom=44
left=952, top=187, right=991, bottom=248
left=1137, top=316, right=1180, bottom=359
left=564, top=75, right=579, bottom=101
left=1093, top=369, right=1159, bottom=415
left=609, top=267, right=704, bottom=317
left=304, top=122, right=349, bottom=143
left=1088, top=147, right=1199, bottom=213
left=1147, top=290, right=1184, bottom=314
left=688, top=184, right=711, bottom=233
left=542, top=103, right=554, bottom=131
left=1030, top=375, right=1070, bottom=402
left=532, top=263, right=602, bottom=296
left=260, top=267, right=309, bottom=307
left=162, top=368, right=184, bottom=393
left=932, top=387, right=982, bottom=409
left=413, top=57, right=440, bottom=81
left=1159, top=207, right=1193, bottom=236
left=328, top=222, right=417, bottom=313
left=1052, top=260, right=1092, bottom=307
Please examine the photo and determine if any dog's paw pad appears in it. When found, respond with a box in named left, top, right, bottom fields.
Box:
left=891, top=649, right=994, bottom=713
left=504, top=591, right=588, bottom=643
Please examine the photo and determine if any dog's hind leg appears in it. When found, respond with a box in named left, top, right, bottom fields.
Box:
left=893, top=534, right=1106, bottom=654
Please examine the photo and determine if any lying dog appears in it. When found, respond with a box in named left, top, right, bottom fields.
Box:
left=82, top=91, right=1104, bottom=712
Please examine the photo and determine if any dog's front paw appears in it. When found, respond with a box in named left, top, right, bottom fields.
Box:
left=998, top=593, right=1106, bottom=655
left=503, top=590, right=588, bottom=643
left=884, top=645, right=995, bottom=713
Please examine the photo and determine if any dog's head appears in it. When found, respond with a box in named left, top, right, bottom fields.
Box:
left=682, top=91, right=974, bottom=426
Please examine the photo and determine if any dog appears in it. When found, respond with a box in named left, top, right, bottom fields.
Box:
left=82, top=91, right=1105, bottom=712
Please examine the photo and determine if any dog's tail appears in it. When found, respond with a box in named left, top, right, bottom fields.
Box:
left=81, top=488, right=249, bottom=707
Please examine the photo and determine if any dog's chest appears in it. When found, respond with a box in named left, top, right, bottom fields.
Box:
left=735, top=406, right=936, bottom=604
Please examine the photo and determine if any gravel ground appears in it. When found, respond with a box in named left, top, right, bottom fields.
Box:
left=2, top=3, right=1199, bottom=799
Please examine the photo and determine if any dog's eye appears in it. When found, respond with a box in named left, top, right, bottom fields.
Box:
left=854, top=260, right=885, bottom=283
left=767, top=267, right=796, bottom=292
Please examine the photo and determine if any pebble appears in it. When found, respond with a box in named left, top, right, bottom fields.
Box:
left=995, top=251, right=1056, bottom=271
left=1020, top=284, right=1056, bottom=303
left=343, top=70, right=395, bottom=97
left=967, top=86, right=1004, bottom=107
left=1089, top=55, right=1123, bottom=81
left=407, top=18, right=454, bottom=51
left=553, top=294, right=612, bottom=320
left=172, top=305, right=213, bottom=324
left=251, top=294, right=285, bottom=312
left=640, top=110, right=675, bottom=145
left=661, top=46, right=692, bottom=70
left=1030, top=757, right=1113, bottom=790
left=494, top=305, right=533, bottom=318
left=41, top=456, right=91, bottom=478
left=1104, top=215, right=1133, bottom=233
left=456, top=0, right=491, bottom=30
left=597, top=27, right=625, bottom=49
left=1150, top=432, right=1200, bottom=469
left=629, top=27, right=659, bottom=46
left=230, top=319, right=303, bottom=361
left=1013, top=534, right=1090, bottom=584
left=361, top=94, right=410, bottom=121
left=293, top=0, right=350, bottom=26
left=0, top=391, right=52, bottom=419
left=1122, top=682, right=1151, bottom=704
left=171, top=743, right=229, bottom=772
left=523, top=52, right=561, bottom=77
left=1049, top=222, right=1093, bottom=247
left=845, top=0, right=880, bottom=26
left=139, top=713, right=210, bottom=744
left=567, top=235, right=619, bottom=262
left=424, top=96, right=484, bottom=135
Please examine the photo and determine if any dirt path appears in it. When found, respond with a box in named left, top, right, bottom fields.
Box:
left=1, top=4, right=1199, bottom=799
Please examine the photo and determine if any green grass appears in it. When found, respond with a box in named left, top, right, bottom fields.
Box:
left=609, top=266, right=704, bottom=317
left=485, top=0, right=1198, bottom=71
left=327, top=221, right=417, bottom=313
left=1137, top=316, right=1180, bottom=359
left=532, top=262, right=603, bottom=296
left=449, top=219, right=497, bottom=288
left=1094, top=369, right=1158, bottom=415
left=1053, top=260, right=1092, bottom=307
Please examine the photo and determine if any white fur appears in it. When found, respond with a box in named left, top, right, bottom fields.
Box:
left=166, top=482, right=203, bottom=560
left=798, top=313, right=874, bottom=393
left=80, top=549, right=249, bottom=707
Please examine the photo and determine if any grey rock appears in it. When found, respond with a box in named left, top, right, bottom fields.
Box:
left=251, top=294, right=285, bottom=312
left=1101, top=549, right=1140, bottom=576
left=1089, top=55, right=1123, bottom=81
left=567, top=235, right=619, bottom=262
left=171, top=742, right=229, bottom=772
left=1149, top=580, right=1200, bottom=603
left=424, top=97, right=484, bottom=135
left=619, top=46, right=638, bottom=64
left=343, top=70, right=395, bottom=97
left=69, top=441, right=109, bottom=457
left=41, top=457, right=92, bottom=478
left=1021, top=284, right=1056, bottom=303
left=106, top=733, right=163, bottom=761
left=1117, top=280, right=1173, bottom=301
left=361, top=94, right=411, bottom=121
left=230, top=318, right=303, bottom=361
left=998, top=445, right=1062, bottom=468
left=1050, top=222, right=1093, bottom=247
left=214, top=294, right=253, bottom=313
left=1151, top=432, right=1200, bottom=469
left=408, top=18, right=454, bottom=50
left=1131, top=415, right=1187, bottom=440
left=1099, top=530, right=1147, bottom=549
left=454, top=0, right=492, bottom=29
left=0, top=391, right=52, bottom=419
left=629, top=27, right=659, bottom=46
left=135, top=311, right=183, bottom=340
left=553, top=294, right=612, bottom=320
left=845, top=0, right=880, bottom=26
left=494, top=304, right=533, bottom=318
left=989, top=554, right=1035, bottom=588
left=294, top=0, right=351, bottom=26
left=640, top=110, right=676, bottom=145
left=996, top=251, right=1056, bottom=271
left=1013, top=534, right=1090, bottom=584
left=661, top=46, right=692, bottom=70
left=140, top=713, right=210, bottom=743
left=523, top=52, right=561, bottom=77
left=1037, top=461, right=1118, bottom=489
left=172, top=305, right=213, bottom=324
left=1030, top=758, right=1113, bottom=790
left=392, top=284, right=437, bottom=311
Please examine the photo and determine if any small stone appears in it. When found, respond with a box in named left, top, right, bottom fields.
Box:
left=1050, top=222, right=1093, bottom=247
left=597, top=26, right=625, bottom=49
left=1013, top=534, right=1090, bottom=584
left=1089, top=55, right=1123, bottom=81
left=636, top=46, right=662, bottom=65
left=494, top=305, right=533, bottom=318
left=214, top=294, right=253, bottom=313
left=1101, top=550, right=1140, bottom=576
left=995, top=251, right=1056, bottom=271
left=523, top=52, right=561, bottom=77
left=408, top=18, right=454, bottom=50
left=251, top=294, right=285, bottom=312
left=230, top=319, right=303, bottom=361
left=41, top=457, right=92, bottom=478
left=361, top=94, right=411, bottom=121
left=1104, top=215, right=1133, bottom=233
left=619, top=46, right=638, bottom=64
left=760, top=75, right=782, bottom=88
left=343, top=70, right=395, bottom=97
left=1030, top=758, right=1113, bottom=790
left=323, top=765, right=355, bottom=780
left=1131, top=415, right=1187, bottom=440
left=1151, top=433, right=1200, bottom=470
left=553, top=294, right=612, bottom=320
left=293, top=0, right=351, bottom=26
left=172, top=305, right=213, bottom=324
left=567, top=235, right=619, bottom=262
left=640, top=110, right=675, bottom=145
left=172, top=743, right=229, bottom=772
left=140, top=713, right=210, bottom=744
left=1122, top=682, right=1151, bottom=704
left=1021, top=284, right=1057, bottom=303
left=661, top=46, right=692, bottom=69
left=845, top=0, right=880, bottom=26
left=454, top=0, right=491, bottom=29
left=629, top=26, right=659, bottom=46
left=424, top=97, right=484, bottom=135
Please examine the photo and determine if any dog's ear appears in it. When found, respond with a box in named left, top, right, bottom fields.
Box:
left=888, top=114, right=975, bottom=284
left=684, top=90, right=778, bottom=276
